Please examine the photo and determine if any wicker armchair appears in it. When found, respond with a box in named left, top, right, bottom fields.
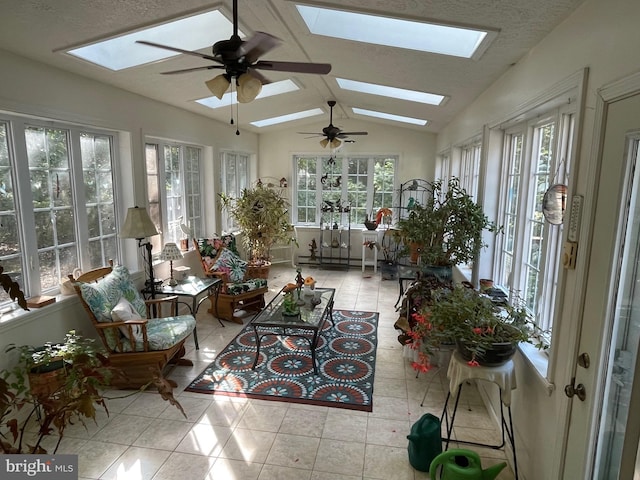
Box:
left=71, top=262, right=196, bottom=388
left=194, top=237, right=268, bottom=324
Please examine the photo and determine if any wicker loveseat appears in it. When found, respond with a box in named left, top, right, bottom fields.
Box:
left=194, top=236, right=268, bottom=324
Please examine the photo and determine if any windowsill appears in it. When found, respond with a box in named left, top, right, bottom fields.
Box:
left=518, top=341, right=554, bottom=396
left=0, top=293, right=79, bottom=334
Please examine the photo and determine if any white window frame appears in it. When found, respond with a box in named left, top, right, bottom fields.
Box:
left=0, top=114, right=119, bottom=300
left=494, top=107, right=574, bottom=339
left=145, top=138, right=204, bottom=251
left=292, top=154, right=397, bottom=226
left=220, top=151, right=249, bottom=233
left=459, top=139, right=482, bottom=201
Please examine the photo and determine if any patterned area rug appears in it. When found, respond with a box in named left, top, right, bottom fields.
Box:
left=186, top=310, right=379, bottom=411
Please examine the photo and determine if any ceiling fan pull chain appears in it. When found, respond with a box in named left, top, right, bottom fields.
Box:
left=229, top=81, right=234, bottom=125
left=235, top=100, right=240, bottom=135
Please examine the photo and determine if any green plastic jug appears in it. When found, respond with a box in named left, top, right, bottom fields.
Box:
left=406, top=413, right=442, bottom=472
left=429, top=449, right=507, bottom=480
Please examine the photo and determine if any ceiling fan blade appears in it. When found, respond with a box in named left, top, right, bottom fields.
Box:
left=160, top=65, right=225, bottom=75
left=339, top=132, right=369, bottom=136
left=246, top=68, right=271, bottom=85
left=240, top=32, right=281, bottom=64
left=136, top=40, right=222, bottom=63
left=253, top=60, right=332, bottom=75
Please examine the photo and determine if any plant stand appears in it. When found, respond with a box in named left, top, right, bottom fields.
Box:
left=440, top=350, right=519, bottom=480
left=361, top=230, right=379, bottom=273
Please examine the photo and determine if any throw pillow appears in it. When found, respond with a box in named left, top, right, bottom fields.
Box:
left=213, top=248, right=247, bottom=283
left=111, top=297, right=142, bottom=339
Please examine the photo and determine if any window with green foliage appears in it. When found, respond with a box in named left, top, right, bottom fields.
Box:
left=145, top=139, right=203, bottom=251
left=293, top=154, right=396, bottom=225
left=0, top=117, right=118, bottom=301
left=220, top=151, right=249, bottom=232
left=495, top=108, right=574, bottom=339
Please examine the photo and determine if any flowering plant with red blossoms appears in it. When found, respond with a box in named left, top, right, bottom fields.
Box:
left=408, top=285, right=542, bottom=371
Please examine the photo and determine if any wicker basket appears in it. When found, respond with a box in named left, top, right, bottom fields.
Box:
left=246, top=262, right=271, bottom=279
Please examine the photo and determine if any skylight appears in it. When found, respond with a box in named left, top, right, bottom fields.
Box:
left=296, top=4, right=491, bottom=59
left=352, top=107, right=427, bottom=126
left=67, top=10, right=238, bottom=71
left=337, top=78, right=445, bottom=105
left=196, top=80, right=300, bottom=109
left=251, top=108, right=324, bottom=128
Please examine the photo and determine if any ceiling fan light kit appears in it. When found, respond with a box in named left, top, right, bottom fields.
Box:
left=205, top=74, right=231, bottom=99
left=236, top=73, right=262, bottom=103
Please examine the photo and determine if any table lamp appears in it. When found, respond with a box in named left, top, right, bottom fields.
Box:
left=159, top=242, right=183, bottom=286
left=119, top=206, right=159, bottom=294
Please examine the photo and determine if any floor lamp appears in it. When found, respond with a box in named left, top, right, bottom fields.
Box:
left=119, top=206, right=159, bottom=296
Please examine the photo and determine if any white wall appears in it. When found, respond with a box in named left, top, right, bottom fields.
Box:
left=437, top=0, right=640, bottom=478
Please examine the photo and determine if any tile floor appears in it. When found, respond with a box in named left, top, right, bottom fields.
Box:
left=43, top=264, right=516, bottom=479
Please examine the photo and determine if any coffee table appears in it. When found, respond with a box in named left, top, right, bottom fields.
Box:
left=250, top=287, right=335, bottom=375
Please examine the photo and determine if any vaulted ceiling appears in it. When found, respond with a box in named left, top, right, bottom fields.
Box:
left=0, top=0, right=585, bottom=135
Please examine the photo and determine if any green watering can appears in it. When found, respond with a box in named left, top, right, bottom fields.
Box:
left=429, top=449, right=507, bottom=480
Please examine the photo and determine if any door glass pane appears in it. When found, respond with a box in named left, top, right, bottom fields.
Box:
left=594, top=141, right=640, bottom=478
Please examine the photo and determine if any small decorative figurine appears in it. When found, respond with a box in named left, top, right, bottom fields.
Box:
left=295, top=267, right=306, bottom=305
left=309, top=238, right=317, bottom=261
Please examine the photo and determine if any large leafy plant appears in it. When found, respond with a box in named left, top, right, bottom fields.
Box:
left=406, top=286, right=545, bottom=371
left=219, top=183, right=293, bottom=264
left=398, top=178, right=500, bottom=267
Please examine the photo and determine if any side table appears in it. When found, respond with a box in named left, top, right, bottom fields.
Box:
left=440, top=350, right=519, bottom=480
left=362, top=229, right=379, bottom=273
left=144, top=276, right=222, bottom=350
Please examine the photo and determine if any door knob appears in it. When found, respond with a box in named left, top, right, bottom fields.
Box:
left=564, top=377, right=586, bottom=401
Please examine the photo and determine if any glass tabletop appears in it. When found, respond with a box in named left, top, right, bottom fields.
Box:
left=251, top=287, right=335, bottom=328
left=156, top=276, right=220, bottom=295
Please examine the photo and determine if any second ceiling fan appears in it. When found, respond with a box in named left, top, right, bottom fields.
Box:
left=299, top=101, right=368, bottom=148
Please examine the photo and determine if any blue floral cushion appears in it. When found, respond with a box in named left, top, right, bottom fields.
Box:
left=225, top=278, right=267, bottom=295
left=115, top=315, right=196, bottom=353
left=213, top=248, right=248, bottom=283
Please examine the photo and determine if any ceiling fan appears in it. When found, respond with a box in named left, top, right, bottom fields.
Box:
left=299, top=101, right=368, bottom=148
left=136, top=0, right=332, bottom=103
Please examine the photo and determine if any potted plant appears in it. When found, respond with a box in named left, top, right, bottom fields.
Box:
left=219, top=183, right=294, bottom=277
left=405, top=285, right=546, bottom=371
left=397, top=178, right=500, bottom=278
left=0, top=330, right=185, bottom=454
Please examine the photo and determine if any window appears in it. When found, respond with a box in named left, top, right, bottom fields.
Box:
left=459, top=140, right=482, bottom=201
left=145, top=140, right=203, bottom=250
left=293, top=154, right=396, bottom=225
left=495, top=109, right=574, bottom=338
left=220, top=151, right=249, bottom=232
left=436, top=151, right=451, bottom=182
left=0, top=116, right=118, bottom=301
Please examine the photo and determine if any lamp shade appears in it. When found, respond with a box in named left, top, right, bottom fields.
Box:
left=159, top=242, right=183, bottom=261
left=236, top=73, right=262, bottom=103
left=205, top=74, right=231, bottom=99
left=120, top=206, right=159, bottom=239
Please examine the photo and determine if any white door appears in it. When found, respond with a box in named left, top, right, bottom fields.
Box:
left=562, top=83, right=640, bottom=478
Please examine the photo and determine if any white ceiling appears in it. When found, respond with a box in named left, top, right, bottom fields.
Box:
left=0, top=0, right=585, bottom=135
